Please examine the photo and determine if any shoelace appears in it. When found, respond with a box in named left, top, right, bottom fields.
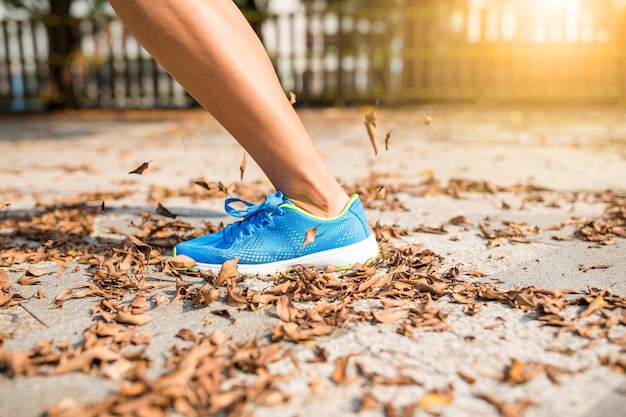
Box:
left=222, top=192, right=286, bottom=244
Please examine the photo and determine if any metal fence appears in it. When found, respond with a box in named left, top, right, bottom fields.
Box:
left=1, top=0, right=626, bottom=111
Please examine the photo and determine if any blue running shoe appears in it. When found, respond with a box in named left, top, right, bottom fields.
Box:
left=173, top=192, right=379, bottom=275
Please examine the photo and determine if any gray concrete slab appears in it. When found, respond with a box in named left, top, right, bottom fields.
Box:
left=0, top=106, right=625, bottom=417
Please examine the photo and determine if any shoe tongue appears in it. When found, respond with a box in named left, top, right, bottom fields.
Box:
left=271, top=191, right=294, bottom=208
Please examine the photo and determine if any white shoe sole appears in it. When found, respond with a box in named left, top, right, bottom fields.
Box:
left=195, top=234, right=380, bottom=275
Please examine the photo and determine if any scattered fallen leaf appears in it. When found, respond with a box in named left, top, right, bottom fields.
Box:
left=115, top=311, right=153, bottom=326
left=171, top=254, right=196, bottom=270
left=240, top=153, right=247, bottom=181
left=477, top=393, right=535, bottom=417
left=417, top=391, right=452, bottom=407
left=214, top=257, right=240, bottom=287
left=363, top=104, right=379, bottom=155
left=580, top=294, right=608, bottom=318
left=373, top=309, right=409, bottom=324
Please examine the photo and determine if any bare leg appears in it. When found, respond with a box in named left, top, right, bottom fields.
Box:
left=109, top=0, right=349, bottom=217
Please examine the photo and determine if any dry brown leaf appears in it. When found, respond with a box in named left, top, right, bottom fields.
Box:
left=363, top=106, right=379, bottom=155
left=377, top=185, right=386, bottom=199
left=380, top=298, right=410, bottom=309
left=240, top=153, right=247, bottom=181
left=55, top=288, right=73, bottom=301
left=276, top=294, right=298, bottom=322
left=373, top=309, right=410, bottom=324
left=331, top=354, right=360, bottom=385
left=126, top=233, right=152, bottom=259
left=581, top=294, right=608, bottom=318
left=17, top=274, right=40, bottom=286
left=449, top=215, right=472, bottom=225
left=302, top=226, right=318, bottom=249
left=128, top=161, right=152, bottom=175
left=227, top=278, right=248, bottom=309
left=0, top=270, right=11, bottom=290
left=115, top=311, right=153, bottom=326
left=417, top=391, right=453, bottom=407
left=0, top=350, right=31, bottom=376
left=130, top=295, right=150, bottom=315
left=214, top=257, right=240, bottom=287
left=477, top=393, right=535, bottom=417
left=457, top=370, right=476, bottom=384
left=359, top=391, right=379, bottom=412
left=384, top=129, right=393, bottom=151
left=156, top=203, right=177, bottom=219
left=51, top=346, right=119, bottom=375
left=384, top=402, right=400, bottom=417
left=171, top=254, right=196, bottom=270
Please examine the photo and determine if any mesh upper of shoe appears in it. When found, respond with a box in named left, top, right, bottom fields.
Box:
left=174, top=192, right=371, bottom=265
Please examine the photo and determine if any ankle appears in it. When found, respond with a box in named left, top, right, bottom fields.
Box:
left=286, top=189, right=350, bottom=218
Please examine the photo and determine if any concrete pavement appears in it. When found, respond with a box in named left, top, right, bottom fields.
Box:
left=0, top=106, right=625, bottom=417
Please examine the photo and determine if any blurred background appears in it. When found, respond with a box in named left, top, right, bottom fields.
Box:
left=1, top=0, right=626, bottom=112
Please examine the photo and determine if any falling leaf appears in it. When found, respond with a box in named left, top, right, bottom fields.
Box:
left=194, top=180, right=219, bottom=191
left=363, top=104, right=379, bottom=155
left=214, top=257, right=240, bottom=287
left=128, top=160, right=152, bottom=175
left=289, top=91, right=297, bottom=104
left=302, top=226, right=318, bottom=248
left=384, top=129, right=393, bottom=151
left=156, top=203, right=177, bottom=219
left=240, top=153, right=247, bottom=181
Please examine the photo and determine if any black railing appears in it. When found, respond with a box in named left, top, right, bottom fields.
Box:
left=1, top=0, right=626, bottom=111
